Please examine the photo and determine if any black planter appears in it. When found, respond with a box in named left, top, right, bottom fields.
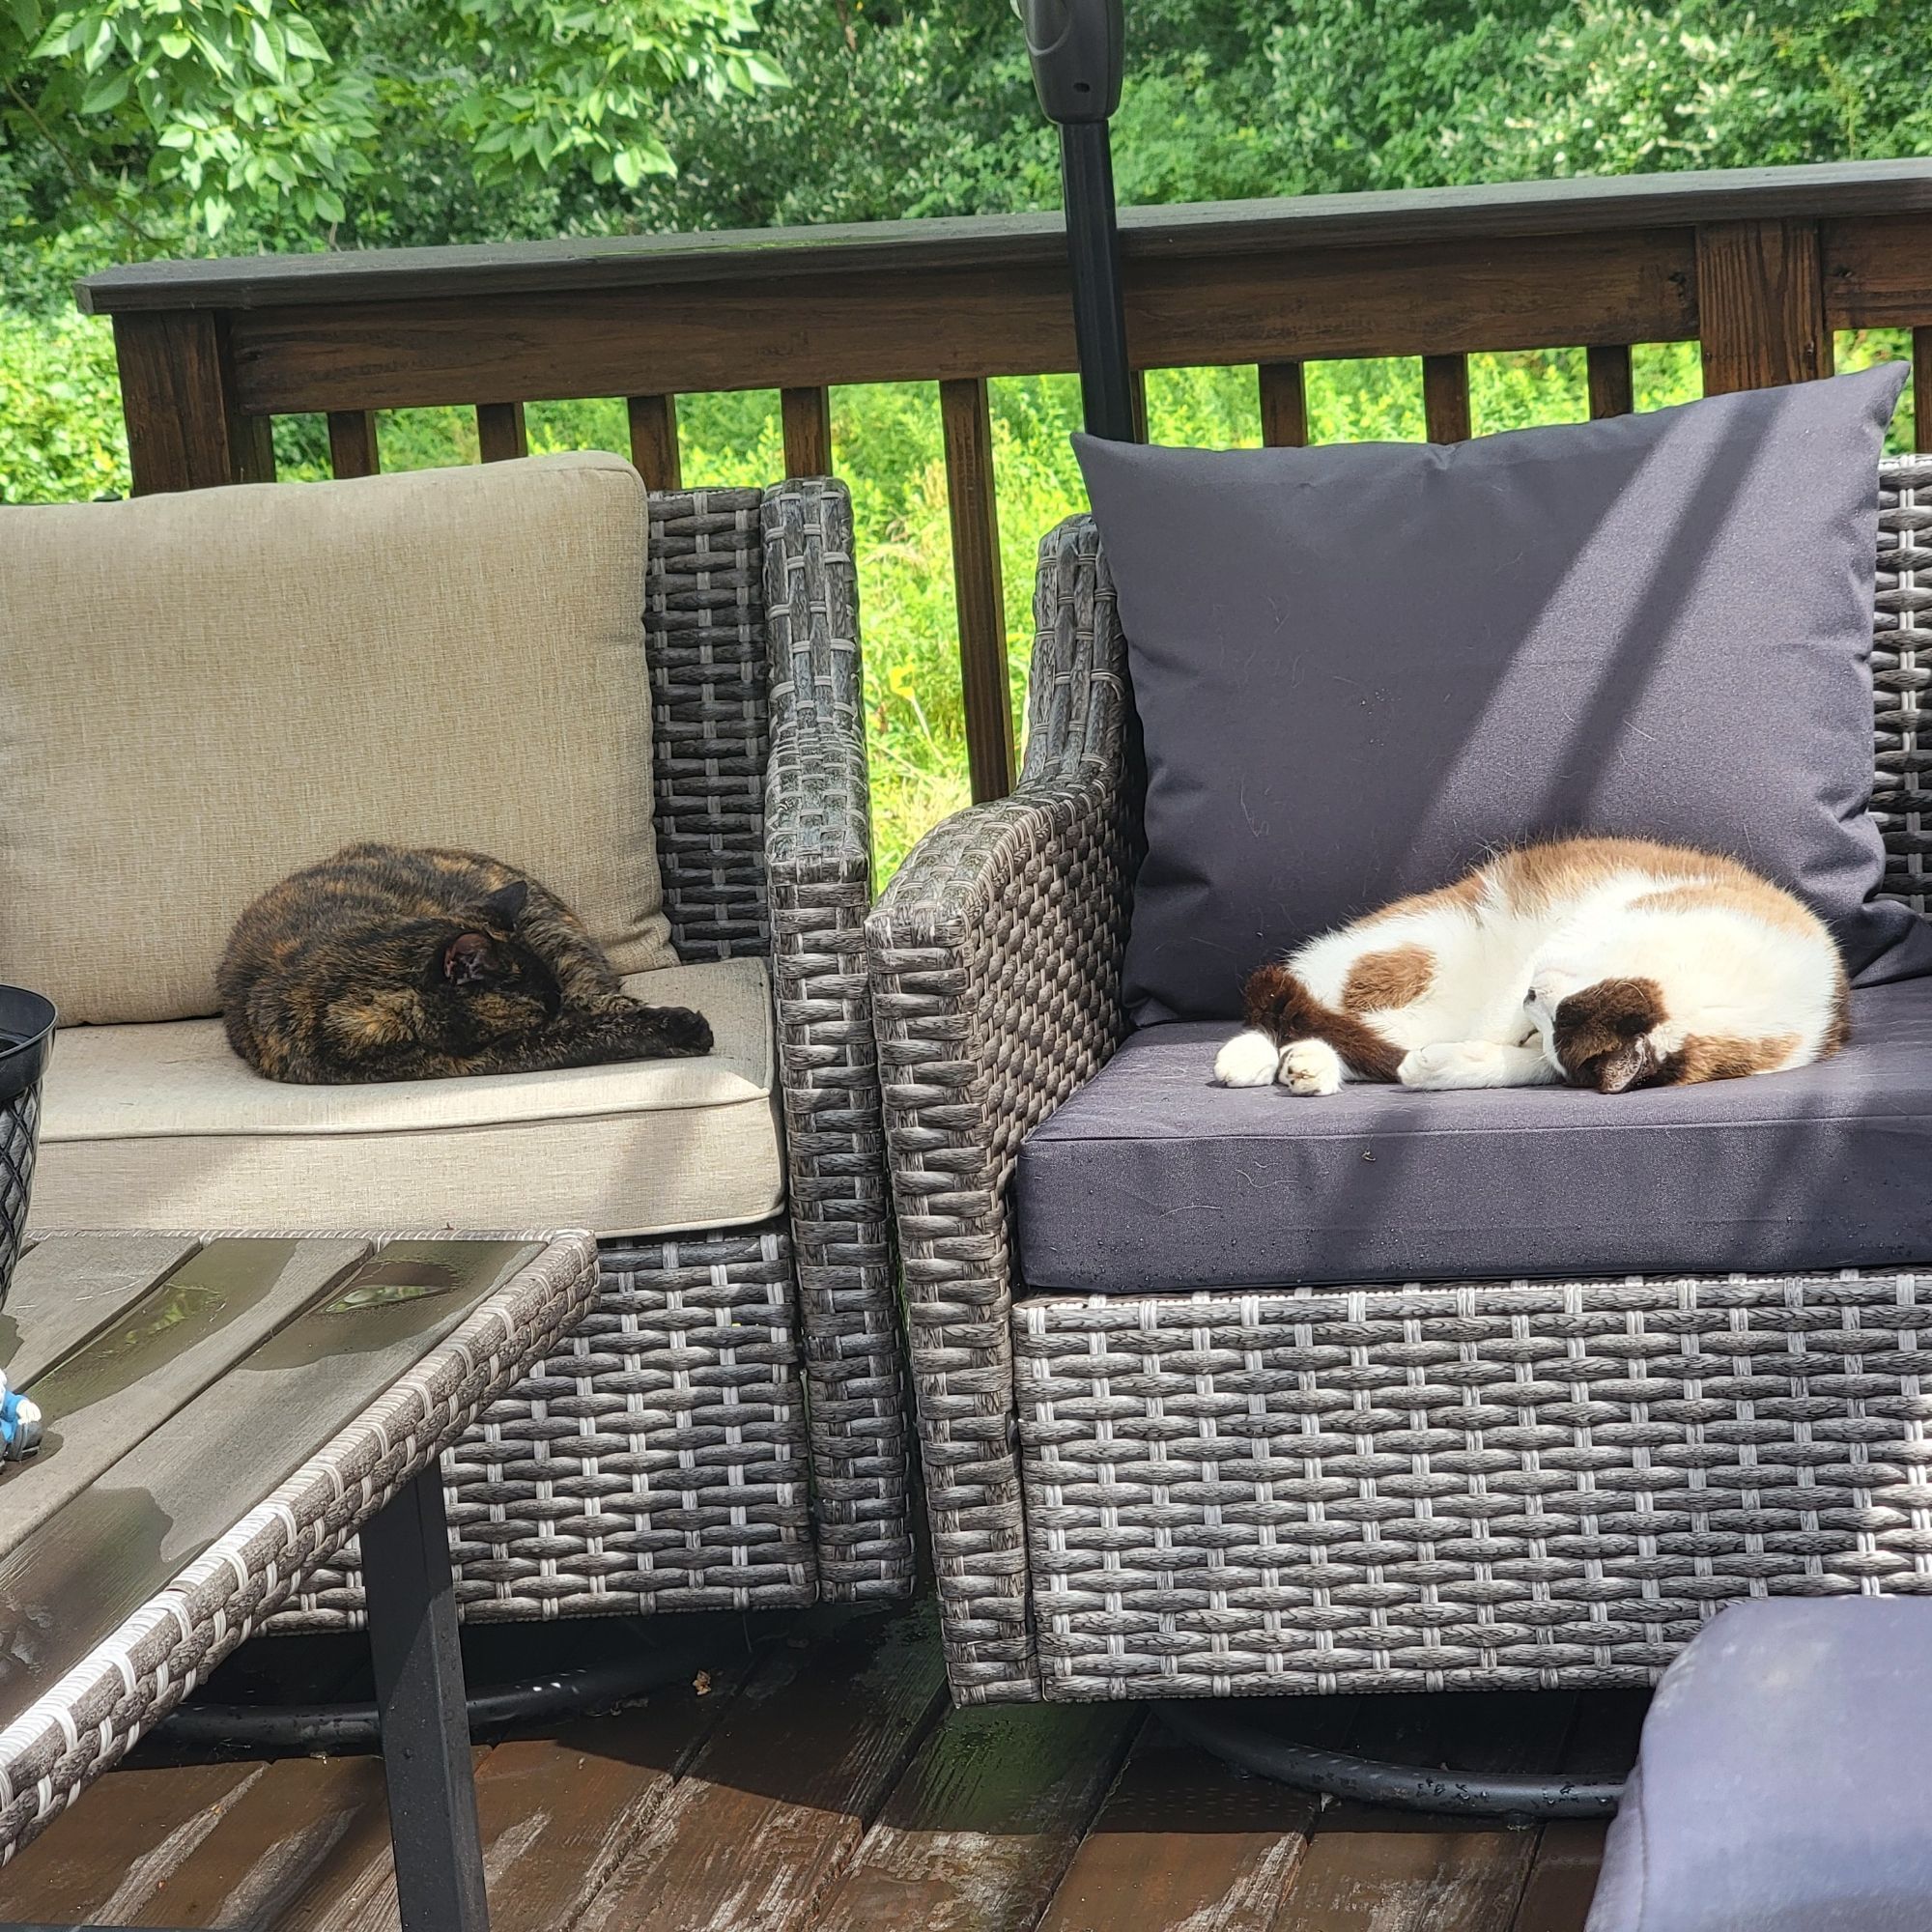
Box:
left=0, top=987, right=56, bottom=1309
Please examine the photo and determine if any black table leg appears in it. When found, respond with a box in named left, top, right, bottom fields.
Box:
left=362, top=1465, right=488, bottom=1932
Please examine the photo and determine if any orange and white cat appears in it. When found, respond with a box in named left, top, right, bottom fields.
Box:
left=1214, top=837, right=1849, bottom=1096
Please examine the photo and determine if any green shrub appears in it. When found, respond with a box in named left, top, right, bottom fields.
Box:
left=0, top=307, right=127, bottom=502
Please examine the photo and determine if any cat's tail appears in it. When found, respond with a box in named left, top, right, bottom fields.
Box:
left=1240, top=963, right=1404, bottom=1082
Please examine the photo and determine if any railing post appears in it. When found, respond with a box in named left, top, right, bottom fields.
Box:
left=1914, top=328, right=1931, bottom=455
left=626, top=394, right=683, bottom=492
left=940, top=377, right=1016, bottom=802
left=475, top=403, right=528, bottom=461
left=1257, top=361, right=1308, bottom=446
left=781, top=386, right=834, bottom=477
left=1586, top=345, right=1634, bottom=418
left=112, top=309, right=273, bottom=494
left=327, top=411, right=381, bottom=477
left=1422, top=354, right=1472, bottom=441
left=1695, top=219, right=1831, bottom=393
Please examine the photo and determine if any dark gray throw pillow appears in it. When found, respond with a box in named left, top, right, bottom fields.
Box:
left=1075, top=361, right=1928, bottom=1025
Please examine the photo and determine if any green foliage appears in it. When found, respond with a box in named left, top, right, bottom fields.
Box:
left=0, top=304, right=126, bottom=498
left=0, top=0, right=780, bottom=246
left=4, top=0, right=1930, bottom=874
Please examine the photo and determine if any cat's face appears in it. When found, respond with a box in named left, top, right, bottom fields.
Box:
left=431, top=925, right=562, bottom=1039
left=1522, top=965, right=1669, bottom=1092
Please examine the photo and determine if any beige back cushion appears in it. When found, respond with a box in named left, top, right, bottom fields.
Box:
left=0, top=452, right=676, bottom=1024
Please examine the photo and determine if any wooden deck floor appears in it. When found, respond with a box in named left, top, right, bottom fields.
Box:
left=0, top=1603, right=1645, bottom=1931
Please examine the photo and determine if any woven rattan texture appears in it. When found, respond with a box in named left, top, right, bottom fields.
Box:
left=763, top=483, right=912, bottom=1601
left=872, top=461, right=1932, bottom=1705
left=276, top=1222, right=815, bottom=1625
left=647, top=489, right=772, bottom=963
left=1875, top=458, right=1931, bottom=912
left=271, top=479, right=911, bottom=1626
left=0, top=1086, right=38, bottom=1304
left=1017, top=1274, right=1932, bottom=1700
left=867, top=516, right=1136, bottom=1700
left=0, top=1233, right=596, bottom=1862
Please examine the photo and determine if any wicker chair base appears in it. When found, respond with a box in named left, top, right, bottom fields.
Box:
left=1015, top=1269, right=1932, bottom=1702
left=272, top=1218, right=816, bottom=1628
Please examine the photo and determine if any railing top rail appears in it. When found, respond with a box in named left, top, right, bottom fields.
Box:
left=76, top=158, right=1932, bottom=316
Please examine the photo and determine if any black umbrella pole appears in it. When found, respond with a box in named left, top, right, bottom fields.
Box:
left=1059, top=120, right=1135, bottom=442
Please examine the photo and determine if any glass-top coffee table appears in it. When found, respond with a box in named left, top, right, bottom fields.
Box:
left=0, top=1229, right=596, bottom=1932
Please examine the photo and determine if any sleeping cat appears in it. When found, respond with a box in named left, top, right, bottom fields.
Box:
left=1214, top=836, right=1848, bottom=1096
left=219, top=842, right=712, bottom=1084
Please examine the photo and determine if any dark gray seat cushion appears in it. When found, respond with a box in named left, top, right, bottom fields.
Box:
left=1074, top=362, right=1931, bottom=1026
left=1587, top=1597, right=1932, bottom=1932
left=1015, top=978, right=1932, bottom=1293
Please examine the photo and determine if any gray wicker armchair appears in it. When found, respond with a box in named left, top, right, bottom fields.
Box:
left=867, top=458, right=1932, bottom=1705
left=273, top=479, right=914, bottom=1623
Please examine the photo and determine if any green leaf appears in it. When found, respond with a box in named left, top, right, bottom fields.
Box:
left=78, top=63, right=129, bottom=112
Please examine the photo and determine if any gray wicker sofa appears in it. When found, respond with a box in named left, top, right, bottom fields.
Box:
left=866, top=458, right=1932, bottom=1705
left=20, top=474, right=911, bottom=1625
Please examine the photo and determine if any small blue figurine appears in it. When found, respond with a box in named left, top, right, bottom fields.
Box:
left=0, top=1373, right=41, bottom=1460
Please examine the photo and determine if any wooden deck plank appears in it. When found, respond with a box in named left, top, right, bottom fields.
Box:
left=0, top=1238, right=369, bottom=1559
left=131, top=1753, right=395, bottom=1930
left=0, top=1618, right=372, bottom=1929
left=0, top=1760, right=266, bottom=1925
left=0, top=1239, right=541, bottom=1730
left=811, top=1701, right=1140, bottom=1932
left=122, top=1633, right=730, bottom=1932
left=469, top=1667, right=754, bottom=1932
left=1036, top=1698, right=1356, bottom=1932
left=0, top=1234, right=200, bottom=1383
left=1508, top=1692, right=1648, bottom=1932
left=576, top=1605, right=949, bottom=1932
left=1268, top=1693, right=1577, bottom=1932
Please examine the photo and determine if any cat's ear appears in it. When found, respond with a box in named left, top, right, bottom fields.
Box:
left=1593, top=1036, right=1660, bottom=1094
left=474, top=880, right=528, bottom=933
left=444, top=931, right=494, bottom=985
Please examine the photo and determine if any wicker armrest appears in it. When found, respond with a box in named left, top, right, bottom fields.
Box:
left=866, top=513, right=1136, bottom=1700
left=759, top=479, right=913, bottom=1603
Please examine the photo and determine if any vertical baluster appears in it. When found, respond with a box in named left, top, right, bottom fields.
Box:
left=475, top=402, right=528, bottom=462
left=327, top=411, right=381, bottom=478
left=1128, top=368, right=1150, bottom=443
left=781, top=386, right=833, bottom=477
left=1586, top=346, right=1634, bottom=419
left=939, top=378, right=1015, bottom=803
left=1257, top=361, right=1309, bottom=447
left=1422, top=355, right=1472, bottom=442
left=626, top=394, right=683, bottom=492
left=1695, top=219, right=1830, bottom=394
left=1914, top=327, right=1932, bottom=455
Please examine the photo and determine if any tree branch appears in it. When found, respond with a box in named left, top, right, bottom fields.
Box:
left=2, top=76, right=158, bottom=252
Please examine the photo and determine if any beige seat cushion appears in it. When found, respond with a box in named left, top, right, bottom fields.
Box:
left=27, top=958, right=780, bottom=1239
left=0, top=451, right=675, bottom=1025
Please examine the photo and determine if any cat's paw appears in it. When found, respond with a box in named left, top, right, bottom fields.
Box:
left=648, top=1006, right=713, bottom=1056
left=1279, top=1039, right=1343, bottom=1095
left=1214, top=1030, right=1281, bottom=1088
left=1399, top=1040, right=1503, bottom=1090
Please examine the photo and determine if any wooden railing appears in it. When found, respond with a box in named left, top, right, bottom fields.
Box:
left=79, top=158, right=1932, bottom=803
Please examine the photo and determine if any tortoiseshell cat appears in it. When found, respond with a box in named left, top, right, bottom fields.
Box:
left=219, top=842, right=712, bottom=1084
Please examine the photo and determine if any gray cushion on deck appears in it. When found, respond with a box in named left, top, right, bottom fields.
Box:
left=1586, top=1598, right=1932, bottom=1932
left=1014, top=978, right=1932, bottom=1293
left=1073, top=362, right=1930, bottom=1027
